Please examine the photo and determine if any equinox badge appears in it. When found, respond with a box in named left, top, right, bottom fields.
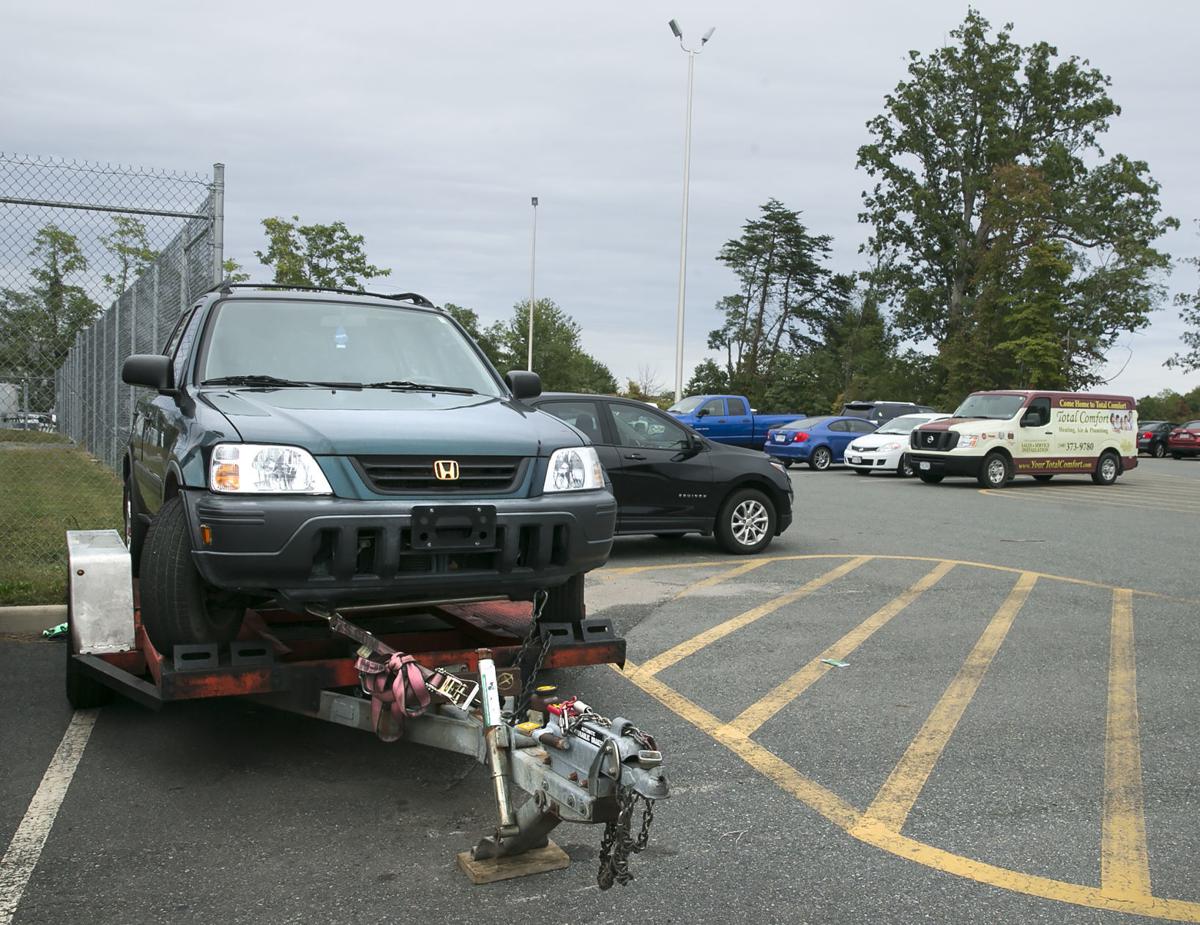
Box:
left=434, top=460, right=460, bottom=481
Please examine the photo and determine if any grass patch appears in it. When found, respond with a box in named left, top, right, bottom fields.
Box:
left=0, top=428, right=71, bottom=445
left=0, top=444, right=122, bottom=605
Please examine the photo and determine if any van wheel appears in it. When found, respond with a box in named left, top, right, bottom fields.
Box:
left=65, top=575, right=114, bottom=709
left=1033, top=474, right=1053, bottom=482
left=809, top=447, right=833, bottom=471
left=978, top=452, right=1012, bottom=489
left=1092, top=451, right=1120, bottom=486
left=139, top=497, right=247, bottom=652
left=541, top=573, right=586, bottom=623
left=716, top=488, right=776, bottom=554
left=918, top=471, right=944, bottom=484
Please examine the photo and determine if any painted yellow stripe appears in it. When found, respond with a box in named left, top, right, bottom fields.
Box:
left=598, top=560, right=728, bottom=577
left=633, top=556, right=871, bottom=678
left=673, top=558, right=772, bottom=600
left=862, top=571, right=1038, bottom=832
left=980, top=489, right=1200, bottom=513
left=615, top=663, right=1200, bottom=922
left=615, top=661, right=1200, bottom=922
left=1101, top=588, right=1152, bottom=899
left=730, top=560, right=957, bottom=736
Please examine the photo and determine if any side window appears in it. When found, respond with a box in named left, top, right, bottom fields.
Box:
left=699, top=398, right=725, bottom=417
left=828, top=420, right=849, bottom=432
left=161, top=308, right=194, bottom=356
left=728, top=397, right=748, bottom=416
left=172, top=309, right=205, bottom=386
left=537, top=400, right=606, bottom=445
left=611, top=404, right=689, bottom=450
left=850, top=420, right=875, bottom=433
left=1024, top=397, right=1051, bottom=427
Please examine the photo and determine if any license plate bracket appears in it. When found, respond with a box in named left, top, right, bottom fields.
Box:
left=920, top=461, right=931, bottom=471
left=410, top=505, right=497, bottom=550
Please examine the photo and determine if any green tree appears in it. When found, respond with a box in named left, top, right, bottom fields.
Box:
left=858, top=8, right=1176, bottom=402
left=1136, top=387, right=1200, bottom=422
left=0, top=226, right=102, bottom=408
left=684, top=359, right=728, bottom=397
left=488, top=298, right=617, bottom=393
left=222, top=258, right=251, bottom=284
left=101, top=216, right=157, bottom=298
left=442, top=303, right=504, bottom=370
left=1167, top=222, right=1200, bottom=372
left=708, top=199, right=845, bottom=404
left=255, top=215, right=391, bottom=289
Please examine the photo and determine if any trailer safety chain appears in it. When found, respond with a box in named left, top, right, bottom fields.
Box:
left=508, top=588, right=551, bottom=719
left=356, top=652, right=432, bottom=742
left=597, top=785, right=656, bottom=890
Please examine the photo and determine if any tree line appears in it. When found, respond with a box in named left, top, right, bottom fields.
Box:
left=4, top=9, right=1200, bottom=420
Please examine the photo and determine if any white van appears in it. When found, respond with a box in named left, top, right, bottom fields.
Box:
left=907, top=390, right=1138, bottom=489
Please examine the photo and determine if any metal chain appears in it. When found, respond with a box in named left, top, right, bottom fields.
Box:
left=508, top=589, right=550, bottom=718
left=597, top=785, right=656, bottom=890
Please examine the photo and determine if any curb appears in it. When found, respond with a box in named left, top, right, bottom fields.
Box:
left=0, top=604, right=66, bottom=635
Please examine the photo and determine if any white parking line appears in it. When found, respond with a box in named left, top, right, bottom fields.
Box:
left=0, top=710, right=98, bottom=925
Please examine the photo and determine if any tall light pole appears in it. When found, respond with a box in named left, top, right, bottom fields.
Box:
left=668, top=19, right=715, bottom=403
left=527, top=196, right=539, bottom=371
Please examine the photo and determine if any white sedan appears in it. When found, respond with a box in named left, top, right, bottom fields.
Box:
left=845, top=413, right=950, bottom=477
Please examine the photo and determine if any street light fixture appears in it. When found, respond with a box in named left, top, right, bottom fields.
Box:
left=667, top=19, right=716, bottom=403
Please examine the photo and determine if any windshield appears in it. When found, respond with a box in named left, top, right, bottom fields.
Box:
left=199, top=299, right=503, bottom=396
left=878, top=414, right=938, bottom=435
left=668, top=396, right=706, bottom=413
left=952, top=394, right=1026, bottom=420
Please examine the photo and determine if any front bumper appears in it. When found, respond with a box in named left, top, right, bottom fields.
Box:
left=182, top=489, right=617, bottom=608
left=845, top=448, right=901, bottom=470
left=905, top=453, right=981, bottom=478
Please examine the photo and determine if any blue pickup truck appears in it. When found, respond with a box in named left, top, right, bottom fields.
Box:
left=667, top=394, right=803, bottom=449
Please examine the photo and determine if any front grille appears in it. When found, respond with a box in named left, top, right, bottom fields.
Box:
left=354, top=456, right=526, bottom=494
left=911, top=430, right=958, bottom=451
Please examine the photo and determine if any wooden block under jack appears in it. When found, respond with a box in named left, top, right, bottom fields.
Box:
left=456, top=840, right=570, bottom=884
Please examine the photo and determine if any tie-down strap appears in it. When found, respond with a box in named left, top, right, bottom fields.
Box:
left=356, top=651, right=432, bottom=742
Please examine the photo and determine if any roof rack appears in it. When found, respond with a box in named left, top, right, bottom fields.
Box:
left=207, top=281, right=435, bottom=308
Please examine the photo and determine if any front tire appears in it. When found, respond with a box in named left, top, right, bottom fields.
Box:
left=897, top=454, right=915, bottom=478
left=853, top=468, right=871, bottom=476
left=918, top=470, right=944, bottom=484
left=715, top=488, right=776, bottom=555
left=1092, top=451, right=1120, bottom=485
left=977, top=452, right=1012, bottom=489
left=808, top=446, right=833, bottom=471
left=139, top=497, right=246, bottom=652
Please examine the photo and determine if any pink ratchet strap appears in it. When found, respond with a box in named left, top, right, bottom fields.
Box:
left=356, top=652, right=432, bottom=742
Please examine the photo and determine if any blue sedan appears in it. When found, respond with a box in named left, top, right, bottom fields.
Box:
left=763, top=415, right=878, bottom=470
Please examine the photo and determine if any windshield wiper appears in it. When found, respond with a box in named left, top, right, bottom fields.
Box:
left=361, top=380, right=478, bottom=395
left=201, top=375, right=359, bottom=389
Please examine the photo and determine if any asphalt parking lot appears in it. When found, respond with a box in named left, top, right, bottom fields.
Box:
left=2, top=458, right=1198, bottom=924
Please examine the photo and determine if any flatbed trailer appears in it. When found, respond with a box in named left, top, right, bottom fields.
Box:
left=63, top=530, right=668, bottom=886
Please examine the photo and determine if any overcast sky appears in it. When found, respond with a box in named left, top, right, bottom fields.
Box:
left=4, top=1, right=1198, bottom=400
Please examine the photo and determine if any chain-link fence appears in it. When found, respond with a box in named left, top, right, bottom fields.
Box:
left=0, top=153, right=223, bottom=604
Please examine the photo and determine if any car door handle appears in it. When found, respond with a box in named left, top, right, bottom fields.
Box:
left=624, top=453, right=646, bottom=460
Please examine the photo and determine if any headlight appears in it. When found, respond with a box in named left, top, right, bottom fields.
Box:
left=209, top=443, right=333, bottom=494
left=956, top=434, right=979, bottom=449
left=769, top=461, right=788, bottom=476
left=543, top=446, right=604, bottom=492
left=880, top=441, right=903, bottom=452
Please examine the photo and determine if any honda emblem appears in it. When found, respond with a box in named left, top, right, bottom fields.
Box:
left=433, top=459, right=460, bottom=481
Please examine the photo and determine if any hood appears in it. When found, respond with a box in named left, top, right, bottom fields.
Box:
left=916, top=417, right=987, bottom=432
left=198, top=387, right=580, bottom=457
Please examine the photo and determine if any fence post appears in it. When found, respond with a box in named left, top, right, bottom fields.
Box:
left=212, top=163, right=225, bottom=285
left=152, top=263, right=160, bottom=351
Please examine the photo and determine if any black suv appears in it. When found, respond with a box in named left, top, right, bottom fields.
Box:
left=121, top=285, right=616, bottom=651
left=841, top=400, right=936, bottom=427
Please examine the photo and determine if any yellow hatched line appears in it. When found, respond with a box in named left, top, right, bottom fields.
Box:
left=980, top=489, right=1197, bottom=513
left=1101, top=588, right=1152, bottom=900
left=729, top=560, right=957, bottom=736
left=633, top=556, right=871, bottom=679
left=859, top=571, right=1038, bottom=832
left=614, top=662, right=1200, bottom=922
left=672, top=558, right=772, bottom=600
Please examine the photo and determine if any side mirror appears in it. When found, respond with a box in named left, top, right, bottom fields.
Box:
left=122, top=354, right=173, bottom=391
left=696, top=407, right=709, bottom=418
left=505, top=370, right=542, bottom=400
